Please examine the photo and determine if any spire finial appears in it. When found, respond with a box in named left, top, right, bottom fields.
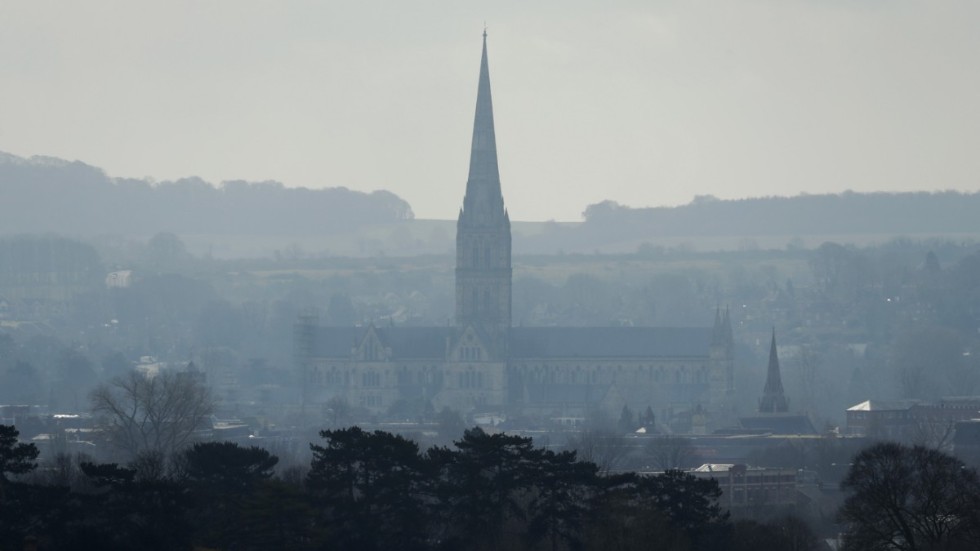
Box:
left=483, top=23, right=487, bottom=39
left=461, top=25, right=502, bottom=215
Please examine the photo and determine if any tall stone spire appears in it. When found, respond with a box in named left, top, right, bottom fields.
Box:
left=462, top=30, right=505, bottom=221
left=455, top=31, right=512, bottom=355
left=759, top=328, right=789, bottom=413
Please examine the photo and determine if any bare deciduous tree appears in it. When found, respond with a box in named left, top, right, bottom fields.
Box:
left=564, top=429, right=630, bottom=473
left=840, top=442, right=980, bottom=551
left=646, top=435, right=696, bottom=471
left=90, top=370, right=214, bottom=460
left=908, top=415, right=957, bottom=452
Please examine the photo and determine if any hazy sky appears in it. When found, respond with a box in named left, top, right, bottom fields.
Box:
left=2, top=1, right=979, bottom=221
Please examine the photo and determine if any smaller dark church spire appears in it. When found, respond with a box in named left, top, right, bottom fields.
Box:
left=759, top=328, right=789, bottom=413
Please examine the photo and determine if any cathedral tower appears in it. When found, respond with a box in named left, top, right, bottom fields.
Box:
left=455, top=31, right=512, bottom=357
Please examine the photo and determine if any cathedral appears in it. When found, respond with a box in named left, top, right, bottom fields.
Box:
left=296, top=33, right=735, bottom=427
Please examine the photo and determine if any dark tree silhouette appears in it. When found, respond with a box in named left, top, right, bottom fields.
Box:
left=583, top=473, right=687, bottom=551
left=0, top=423, right=772, bottom=551
left=66, top=460, right=192, bottom=551
left=307, top=427, right=429, bottom=551
left=236, top=479, right=316, bottom=551
left=0, top=424, right=39, bottom=482
left=839, top=442, right=980, bottom=551
left=729, top=517, right=819, bottom=551
left=444, top=427, right=544, bottom=548
left=638, top=469, right=728, bottom=543
left=183, top=441, right=278, bottom=491
left=526, top=449, right=598, bottom=551
left=182, top=442, right=281, bottom=550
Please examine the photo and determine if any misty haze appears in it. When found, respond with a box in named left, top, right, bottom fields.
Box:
left=2, top=4, right=980, bottom=551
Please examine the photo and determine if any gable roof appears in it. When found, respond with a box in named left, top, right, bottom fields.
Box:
left=376, top=327, right=453, bottom=359
left=846, top=399, right=918, bottom=412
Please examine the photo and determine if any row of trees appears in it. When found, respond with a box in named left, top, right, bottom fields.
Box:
left=581, top=191, right=980, bottom=238
left=0, top=424, right=825, bottom=551
left=0, top=153, right=414, bottom=236
left=11, top=420, right=980, bottom=551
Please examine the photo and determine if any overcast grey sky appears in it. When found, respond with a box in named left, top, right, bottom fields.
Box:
left=2, top=1, right=978, bottom=221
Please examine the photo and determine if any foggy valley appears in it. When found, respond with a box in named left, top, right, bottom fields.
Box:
left=5, top=124, right=980, bottom=551
left=4, top=4, right=980, bottom=550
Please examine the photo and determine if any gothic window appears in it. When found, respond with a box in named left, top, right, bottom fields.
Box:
left=362, top=371, right=380, bottom=387
left=459, top=370, right=483, bottom=389
left=472, top=288, right=479, bottom=312
left=483, top=289, right=491, bottom=313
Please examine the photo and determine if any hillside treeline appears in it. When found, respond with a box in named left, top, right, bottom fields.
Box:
left=581, top=191, right=980, bottom=239
left=0, top=152, right=413, bottom=236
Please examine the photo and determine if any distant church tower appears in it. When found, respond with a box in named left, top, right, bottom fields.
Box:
left=758, top=329, right=789, bottom=413
left=455, top=31, right=512, bottom=358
